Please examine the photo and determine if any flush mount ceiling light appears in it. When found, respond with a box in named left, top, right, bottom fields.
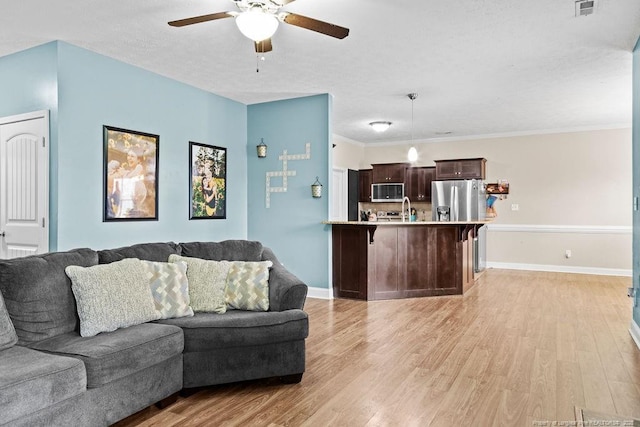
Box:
left=235, top=6, right=279, bottom=42
left=407, top=93, right=418, bottom=162
left=369, top=121, right=392, bottom=132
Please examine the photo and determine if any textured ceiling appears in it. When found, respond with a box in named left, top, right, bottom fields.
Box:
left=1, top=0, right=639, bottom=144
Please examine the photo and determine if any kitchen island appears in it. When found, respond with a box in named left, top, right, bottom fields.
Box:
left=324, top=221, right=490, bottom=300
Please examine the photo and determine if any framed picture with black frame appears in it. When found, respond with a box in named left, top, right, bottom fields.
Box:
left=189, top=141, right=227, bottom=219
left=103, top=125, right=159, bottom=221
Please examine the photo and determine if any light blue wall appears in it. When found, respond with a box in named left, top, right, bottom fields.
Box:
left=0, top=42, right=60, bottom=247
left=247, top=95, right=331, bottom=289
left=0, top=42, right=58, bottom=118
left=55, top=42, right=247, bottom=250
left=633, top=36, right=640, bottom=325
left=0, top=42, right=332, bottom=287
left=0, top=42, right=248, bottom=250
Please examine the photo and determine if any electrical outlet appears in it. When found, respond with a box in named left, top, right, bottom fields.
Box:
left=511, top=204, right=519, bottom=211
left=565, top=249, right=572, bottom=259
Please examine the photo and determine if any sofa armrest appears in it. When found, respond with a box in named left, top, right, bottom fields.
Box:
left=262, top=247, right=307, bottom=311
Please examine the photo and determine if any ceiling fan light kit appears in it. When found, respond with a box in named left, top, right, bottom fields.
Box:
left=168, top=0, right=349, bottom=54
left=369, top=121, right=392, bottom=132
left=236, top=7, right=279, bottom=42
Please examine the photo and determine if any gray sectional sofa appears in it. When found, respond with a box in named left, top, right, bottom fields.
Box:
left=0, top=240, right=308, bottom=426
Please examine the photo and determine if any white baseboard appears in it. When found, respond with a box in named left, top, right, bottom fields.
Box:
left=630, top=320, right=640, bottom=351
left=486, top=262, right=632, bottom=277
left=307, top=286, right=333, bottom=300
left=486, top=224, right=631, bottom=234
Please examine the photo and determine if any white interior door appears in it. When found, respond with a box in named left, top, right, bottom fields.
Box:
left=0, top=111, right=49, bottom=259
left=331, top=168, right=347, bottom=221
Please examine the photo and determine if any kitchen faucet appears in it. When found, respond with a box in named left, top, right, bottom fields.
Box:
left=402, top=196, right=411, bottom=222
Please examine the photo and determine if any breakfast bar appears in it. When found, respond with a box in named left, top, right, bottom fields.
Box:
left=324, top=221, right=489, bottom=300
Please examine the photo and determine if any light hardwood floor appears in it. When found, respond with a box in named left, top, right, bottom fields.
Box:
left=115, top=269, right=640, bottom=426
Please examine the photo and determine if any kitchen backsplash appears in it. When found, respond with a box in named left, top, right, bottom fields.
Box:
left=360, top=201, right=432, bottom=221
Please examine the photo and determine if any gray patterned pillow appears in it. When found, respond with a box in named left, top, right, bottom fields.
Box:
left=65, top=258, right=161, bottom=337
left=141, top=260, right=194, bottom=319
left=0, top=291, right=17, bottom=350
left=225, top=261, right=272, bottom=311
left=168, top=254, right=230, bottom=314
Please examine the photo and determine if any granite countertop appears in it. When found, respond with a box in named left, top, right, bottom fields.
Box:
left=322, top=220, right=492, bottom=226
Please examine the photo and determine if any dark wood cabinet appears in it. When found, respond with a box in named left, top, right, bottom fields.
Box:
left=331, top=224, right=478, bottom=300
left=405, top=166, right=435, bottom=202
left=434, top=158, right=486, bottom=180
left=358, top=169, right=372, bottom=202
left=397, top=226, right=461, bottom=296
left=331, top=226, right=370, bottom=300
left=372, top=163, right=407, bottom=183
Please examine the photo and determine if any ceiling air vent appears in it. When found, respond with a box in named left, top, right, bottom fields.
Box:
left=575, top=0, right=595, bottom=17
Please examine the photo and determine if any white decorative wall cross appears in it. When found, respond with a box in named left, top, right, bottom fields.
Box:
left=265, top=143, right=311, bottom=208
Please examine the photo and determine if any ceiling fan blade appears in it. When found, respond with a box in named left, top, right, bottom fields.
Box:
left=168, top=12, right=234, bottom=27
left=282, top=12, right=349, bottom=39
left=255, top=39, right=273, bottom=53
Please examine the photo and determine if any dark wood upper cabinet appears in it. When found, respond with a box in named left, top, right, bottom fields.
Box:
left=405, top=166, right=435, bottom=202
left=358, top=169, right=372, bottom=202
left=434, top=158, right=486, bottom=180
left=372, top=163, right=408, bottom=183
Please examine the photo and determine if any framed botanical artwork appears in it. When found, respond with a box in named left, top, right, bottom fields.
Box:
left=189, top=141, right=227, bottom=219
left=103, top=126, right=159, bottom=221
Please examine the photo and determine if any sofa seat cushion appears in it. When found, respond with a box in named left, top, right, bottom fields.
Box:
left=157, top=309, right=308, bottom=352
left=29, top=323, right=184, bottom=388
left=0, top=346, right=87, bottom=424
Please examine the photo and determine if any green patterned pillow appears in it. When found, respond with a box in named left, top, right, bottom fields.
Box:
left=65, top=258, right=161, bottom=337
left=141, top=260, right=194, bottom=319
left=168, top=254, right=230, bottom=314
left=225, top=261, right=273, bottom=311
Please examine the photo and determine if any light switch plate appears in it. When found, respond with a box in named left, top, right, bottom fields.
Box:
left=511, top=204, right=519, bottom=211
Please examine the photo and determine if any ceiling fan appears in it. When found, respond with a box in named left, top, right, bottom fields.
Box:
left=168, top=0, right=350, bottom=53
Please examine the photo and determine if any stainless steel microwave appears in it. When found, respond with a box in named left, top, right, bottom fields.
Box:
left=371, top=183, right=404, bottom=202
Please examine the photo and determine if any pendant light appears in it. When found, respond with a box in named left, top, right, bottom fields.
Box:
left=407, top=93, right=418, bottom=162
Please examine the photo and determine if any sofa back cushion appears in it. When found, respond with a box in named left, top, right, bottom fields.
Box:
left=98, top=242, right=180, bottom=264
left=179, top=240, right=263, bottom=261
left=0, top=291, right=18, bottom=350
left=0, top=248, right=98, bottom=345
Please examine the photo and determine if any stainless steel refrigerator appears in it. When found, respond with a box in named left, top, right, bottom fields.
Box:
left=431, top=179, right=487, bottom=222
left=432, top=179, right=487, bottom=272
